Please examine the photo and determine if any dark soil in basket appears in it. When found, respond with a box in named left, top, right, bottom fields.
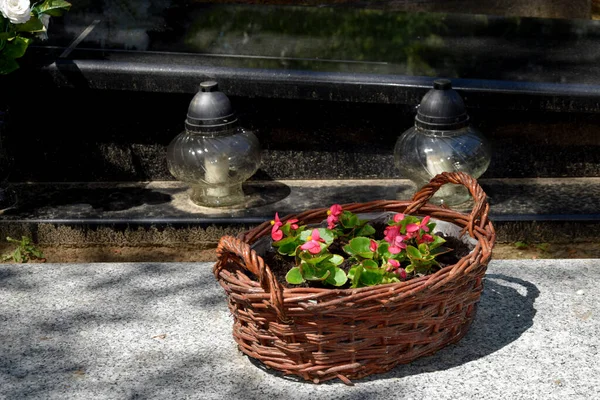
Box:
left=250, top=218, right=473, bottom=289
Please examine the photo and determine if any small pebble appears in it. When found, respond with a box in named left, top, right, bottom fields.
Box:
left=576, top=289, right=585, bottom=295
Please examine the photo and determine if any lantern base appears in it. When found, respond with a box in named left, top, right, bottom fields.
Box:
left=190, top=184, right=246, bottom=207
left=406, top=180, right=473, bottom=211
left=432, top=184, right=471, bottom=207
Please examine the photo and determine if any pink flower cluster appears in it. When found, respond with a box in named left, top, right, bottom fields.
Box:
left=385, top=259, right=407, bottom=279
left=383, top=214, right=434, bottom=253
left=271, top=212, right=299, bottom=241
left=326, top=204, right=343, bottom=229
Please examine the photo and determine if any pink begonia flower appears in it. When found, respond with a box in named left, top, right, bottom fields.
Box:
left=326, top=204, right=343, bottom=229
left=383, top=226, right=404, bottom=253
left=369, top=239, right=378, bottom=252
left=388, top=234, right=408, bottom=254
left=270, top=213, right=284, bottom=241
left=385, top=258, right=400, bottom=272
left=397, top=268, right=407, bottom=279
left=300, top=229, right=325, bottom=254
left=384, top=225, right=400, bottom=243
left=393, top=213, right=405, bottom=223
left=417, top=234, right=434, bottom=244
left=288, top=218, right=299, bottom=230
left=328, top=204, right=343, bottom=217
left=385, top=260, right=407, bottom=279
left=271, top=214, right=300, bottom=241
left=384, top=225, right=408, bottom=253
left=406, top=216, right=431, bottom=234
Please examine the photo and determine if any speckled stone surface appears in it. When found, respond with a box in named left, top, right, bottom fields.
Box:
left=0, top=260, right=598, bottom=399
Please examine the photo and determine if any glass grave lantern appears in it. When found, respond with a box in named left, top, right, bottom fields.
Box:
left=167, top=81, right=261, bottom=207
left=394, top=79, right=491, bottom=207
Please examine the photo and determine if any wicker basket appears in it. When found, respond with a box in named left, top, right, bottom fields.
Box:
left=214, top=172, right=495, bottom=384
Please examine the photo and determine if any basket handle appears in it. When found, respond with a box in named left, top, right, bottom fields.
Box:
left=404, top=171, right=489, bottom=238
left=214, top=235, right=290, bottom=323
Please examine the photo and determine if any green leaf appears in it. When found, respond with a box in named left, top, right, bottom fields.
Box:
left=349, top=265, right=363, bottom=288
left=343, top=243, right=355, bottom=256
left=376, top=241, right=390, bottom=257
left=274, top=236, right=300, bottom=256
left=0, top=31, right=17, bottom=41
left=3, top=37, right=30, bottom=59
left=317, top=228, right=335, bottom=244
left=405, top=264, right=415, bottom=274
left=429, top=235, right=446, bottom=250
left=311, top=269, right=331, bottom=281
left=29, top=248, right=44, bottom=259
left=349, top=237, right=373, bottom=258
left=514, top=241, right=528, bottom=249
left=298, top=262, right=330, bottom=281
left=273, top=236, right=295, bottom=247
left=406, top=245, right=422, bottom=260
left=382, top=275, right=401, bottom=284
left=340, top=211, right=359, bottom=228
left=355, top=223, right=376, bottom=237
left=300, top=263, right=316, bottom=279
left=286, top=267, right=304, bottom=285
left=325, top=267, right=347, bottom=287
left=33, top=0, right=72, bottom=17
left=13, top=248, right=22, bottom=263
left=328, top=254, right=344, bottom=266
left=277, top=241, right=298, bottom=256
left=16, top=16, right=44, bottom=33
left=362, top=259, right=378, bottom=269
left=359, top=268, right=383, bottom=286
left=299, top=251, right=329, bottom=264
left=418, top=243, right=429, bottom=254
left=0, top=57, right=20, bottom=75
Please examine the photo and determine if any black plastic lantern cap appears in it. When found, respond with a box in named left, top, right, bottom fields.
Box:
left=415, top=79, right=469, bottom=130
left=185, top=81, right=238, bottom=133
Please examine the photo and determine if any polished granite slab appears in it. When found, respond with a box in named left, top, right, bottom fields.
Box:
left=3, top=178, right=600, bottom=224
left=0, top=259, right=598, bottom=399
left=8, top=2, right=600, bottom=112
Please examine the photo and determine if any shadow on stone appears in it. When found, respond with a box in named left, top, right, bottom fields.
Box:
left=8, top=186, right=172, bottom=214
left=239, top=181, right=291, bottom=209
left=241, top=274, right=539, bottom=385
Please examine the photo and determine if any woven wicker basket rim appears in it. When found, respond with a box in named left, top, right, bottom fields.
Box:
left=240, top=207, right=489, bottom=294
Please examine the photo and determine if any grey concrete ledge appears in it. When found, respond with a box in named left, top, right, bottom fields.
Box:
left=1, top=259, right=599, bottom=399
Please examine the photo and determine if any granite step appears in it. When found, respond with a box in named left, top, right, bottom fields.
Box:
left=0, top=259, right=598, bottom=399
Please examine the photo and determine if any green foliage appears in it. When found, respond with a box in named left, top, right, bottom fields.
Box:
left=2, top=236, right=45, bottom=263
left=514, top=241, right=529, bottom=249
left=536, top=243, right=551, bottom=252
left=0, top=0, right=71, bottom=75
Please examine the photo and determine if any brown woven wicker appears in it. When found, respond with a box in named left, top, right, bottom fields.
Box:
left=214, top=172, right=495, bottom=385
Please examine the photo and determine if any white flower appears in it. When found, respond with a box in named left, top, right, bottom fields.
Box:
left=0, top=0, right=31, bottom=25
